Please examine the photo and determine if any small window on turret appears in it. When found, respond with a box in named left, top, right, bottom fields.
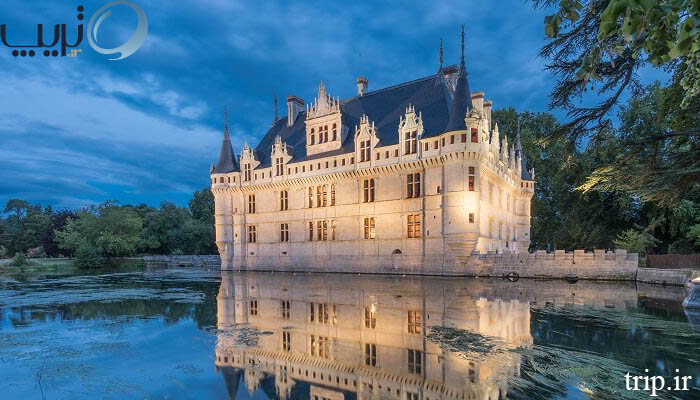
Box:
left=471, top=128, right=478, bottom=143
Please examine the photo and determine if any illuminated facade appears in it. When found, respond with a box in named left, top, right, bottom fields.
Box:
left=210, top=32, right=535, bottom=271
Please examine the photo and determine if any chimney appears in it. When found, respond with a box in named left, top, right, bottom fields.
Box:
left=471, top=91, right=484, bottom=113
left=286, top=96, right=304, bottom=127
left=357, top=76, right=368, bottom=96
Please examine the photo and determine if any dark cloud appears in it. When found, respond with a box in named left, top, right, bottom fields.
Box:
left=0, top=0, right=563, bottom=210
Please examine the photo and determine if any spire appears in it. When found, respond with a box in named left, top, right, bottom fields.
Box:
left=445, top=25, right=473, bottom=132
left=439, top=37, right=444, bottom=70
left=273, top=94, right=278, bottom=124
left=213, top=106, right=239, bottom=174
left=460, top=24, right=465, bottom=69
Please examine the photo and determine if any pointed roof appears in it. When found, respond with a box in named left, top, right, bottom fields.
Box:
left=213, top=107, right=239, bottom=173
left=445, top=25, right=472, bottom=132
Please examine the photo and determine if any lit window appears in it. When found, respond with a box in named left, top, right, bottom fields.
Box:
left=364, top=306, right=376, bottom=329
left=469, top=213, right=475, bottom=223
left=308, top=221, right=314, bottom=241
left=363, top=217, right=375, bottom=239
left=408, top=311, right=422, bottom=333
left=275, top=157, right=284, bottom=176
left=308, top=187, right=314, bottom=208
left=407, top=214, right=421, bottom=238
left=331, top=220, right=337, bottom=240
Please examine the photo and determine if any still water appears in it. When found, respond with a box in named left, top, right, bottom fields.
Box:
left=1, top=267, right=699, bottom=399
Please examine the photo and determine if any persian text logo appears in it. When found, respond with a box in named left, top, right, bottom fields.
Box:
left=0, top=2, right=148, bottom=60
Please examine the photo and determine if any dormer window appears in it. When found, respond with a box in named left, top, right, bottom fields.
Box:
left=404, top=131, right=417, bottom=154
left=310, top=129, right=315, bottom=145
left=244, top=164, right=251, bottom=181
left=360, top=140, right=371, bottom=162
left=332, top=123, right=337, bottom=141
left=275, top=157, right=284, bottom=176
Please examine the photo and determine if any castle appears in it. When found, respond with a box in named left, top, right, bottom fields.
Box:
left=210, top=31, right=535, bottom=272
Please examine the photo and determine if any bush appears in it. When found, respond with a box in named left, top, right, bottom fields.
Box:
left=26, top=246, right=46, bottom=258
left=74, top=244, right=103, bottom=269
left=0, top=245, right=7, bottom=258
left=9, top=253, right=31, bottom=267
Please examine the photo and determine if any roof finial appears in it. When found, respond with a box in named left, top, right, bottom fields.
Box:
left=516, top=114, right=523, bottom=153
left=273, top=93, right=278, bottom=123
left=223, top=105, right=230, bottom=140
left=460, top=24, right=465, bottom=68
left=439, top=37, right=443, bottom=69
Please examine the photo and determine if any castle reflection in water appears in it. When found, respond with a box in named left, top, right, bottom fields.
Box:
left=214, top=273, right=637, bottom=400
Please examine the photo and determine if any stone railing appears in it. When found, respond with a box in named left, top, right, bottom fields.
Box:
left=143, top=255, right=220, bottom=268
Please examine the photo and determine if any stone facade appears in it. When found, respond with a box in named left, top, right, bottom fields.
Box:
left=210, top=37, right=538, bottom=272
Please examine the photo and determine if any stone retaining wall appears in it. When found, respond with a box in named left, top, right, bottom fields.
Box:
left=636, top=268, right=700, bottom=286
left=143, top=255, right=221, bottom=268
left=225, top=249, right=640, bottom=281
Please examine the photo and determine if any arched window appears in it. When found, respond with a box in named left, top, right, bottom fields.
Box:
left=332, top=123, right=337, bottom=141
left=310, top=128, right=315, bottom=145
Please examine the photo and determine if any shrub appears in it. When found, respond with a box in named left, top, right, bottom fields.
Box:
left=9, top=253, right=31, bottom=267
left=74, top=244, right=103, bottom=269
left=0, top=246, right=7, bottom=258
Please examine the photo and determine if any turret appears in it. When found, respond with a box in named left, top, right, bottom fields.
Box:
left=212, top=107, right=239, bottom=174
left=445, top=25, right=472, bottom=133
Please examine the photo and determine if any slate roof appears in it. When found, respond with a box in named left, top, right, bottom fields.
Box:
left=212, top=113, right=239, bottom=174
left=213, top=65, right=534, bottom=181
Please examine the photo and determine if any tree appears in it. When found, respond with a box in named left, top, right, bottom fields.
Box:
left=535, top=0, right=700, bottom=142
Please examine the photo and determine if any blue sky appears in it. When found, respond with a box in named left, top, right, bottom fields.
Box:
left=0, top=0, right=661, bottom=210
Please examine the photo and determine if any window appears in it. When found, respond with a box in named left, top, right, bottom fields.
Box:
left=407, top=392, right=419, bottom=400
left=407, top=214, right=421, bottom=238
left=363, top=179, right=375, bottom=202
left=317, top=220, right=328, bottom=241
left=280, top=223, right=289, bottom=242
left=408, top=349, right=422, bottom=374
left=394, top=149, right=399, bottom=157
left=332, top=123, right=337, bottom=141
left=333, top=159, right=337, bottom=167
left=407, top=173, right=421, bottom=198
left=310, top=128, right=315, bottom=145
left=385, top=150, right=389, bottom=158
left=450, top=135, right=455, bottom=144
left=468, top=176, right=475, bottom=191
left=471, top=128, right=478, bottom=143
left=441, top=137, right=445, bottom=146
left=322, top=185, right=328, bottom=207
left=351, top=156, right=354, bottom=164
left=331, top=220, right=337, bottom=240
left=280, top=190, right=288, bottom=210
left=281, top=300, right=291, bottom=319
left=308, top=221, right=314, bottom=241
left=330, top=184, right=336, bottom=206
left=360, top=140, right=371, bottom=162
left=363, top=217, right=375, bottom=239
left=469, top=213, right=475, bottom=223
left=424, top=142, right=428, bottom=151
left=404, top=130, right=417, bottom=154
left=249, top=299, right=258, bottom=315
left=248, top=194, right=256, bottom=213
left=308, top=187, right=313, bottom=208
left=461, top=133, right=467, bottom=143
left=282, top=331, right=291, bottom=352
left=275, top=157, right=284, bottom=176
left=364, top=306, right=376, bottom=329
left=247, top=225, right=257, bottom=243
left=316, top=186, right=322, bottom=207
left=408, top=311, right=422, bottom=333
left=364, top=343, right=377, bottom=366
left=310, top=302, right=315, bottom=321
left=244, top=164, right=251, bottom=181
left=376, top=152, right=380, bottom=160
left=311, top=335, right=329, bottom=359
left=434, top=140, right=438, bottom=149
left=310, top=302, right=329, bottom=324
left=342, top=158, right=346, bottom=166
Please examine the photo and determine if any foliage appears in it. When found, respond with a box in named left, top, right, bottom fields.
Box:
left=8, top=252, right=33, bottom=267
left=74, top=243, right=103, bottom=269
left=614, top=226, right=661, bottom=256
left=2, top=188, right=217, bottom=266
left=493, top=108, right=639, bottom=250
left=534, top=0, right=700, bottom=141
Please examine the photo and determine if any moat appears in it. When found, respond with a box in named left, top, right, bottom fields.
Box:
left=1, top=267, right=699, bottom=399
